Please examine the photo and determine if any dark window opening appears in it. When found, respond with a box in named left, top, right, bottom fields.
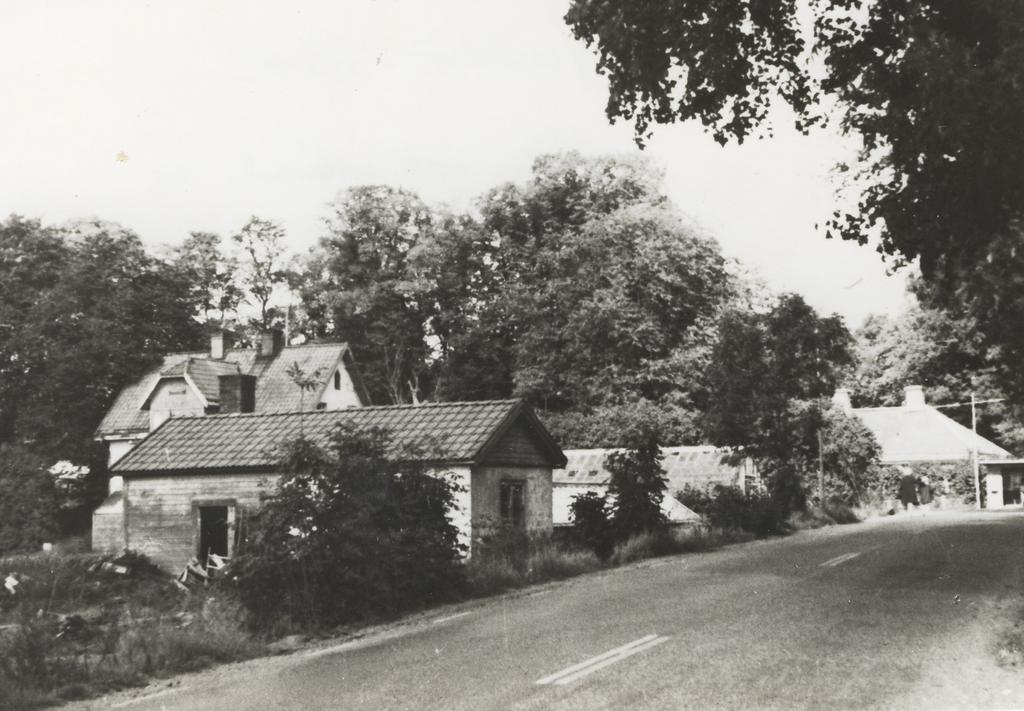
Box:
left=334, top=370, right=341, bottom=390
left=198, top=505, right=229, bottom=565
left=499, top=480, right=526, bottom=528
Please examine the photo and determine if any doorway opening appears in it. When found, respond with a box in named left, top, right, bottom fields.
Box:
left=198, top=505, right=229, bottom=565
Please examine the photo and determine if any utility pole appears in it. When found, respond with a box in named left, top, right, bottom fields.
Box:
left=817, top=430, right=825, bottom=503
left=935, top=394, right=1004, bottom=510
left=971, top=393, right=980, bottom=510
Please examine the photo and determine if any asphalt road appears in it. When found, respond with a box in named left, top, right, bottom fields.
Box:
left=86, top=510, right=1024, bottom=711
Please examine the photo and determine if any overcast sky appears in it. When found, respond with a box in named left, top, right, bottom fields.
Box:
left=0, top=1, right=912, bottom=327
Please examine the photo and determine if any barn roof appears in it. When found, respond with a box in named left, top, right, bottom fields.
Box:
left=112, top=399, right=566, bottom=475
left=852, top=405, right=1012, bottom=464
left=553, top=446, right=754, bottom=492
left=96, top=342, right=365, bottom=437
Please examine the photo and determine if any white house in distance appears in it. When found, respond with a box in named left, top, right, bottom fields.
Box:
left=551, top=446, right=760, bottom=527
left=832, top=385, right=1017, bottom=508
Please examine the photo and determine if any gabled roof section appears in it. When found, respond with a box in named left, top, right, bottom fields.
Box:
left=852, top=405, right=1013, bottom=463
left=113, top=399, right=565, bottom=475
left=96, top=342, right=360, bottom=438
left=554, top=446, right=751, bottom=492
left=140, top=358, right=241, bottom=409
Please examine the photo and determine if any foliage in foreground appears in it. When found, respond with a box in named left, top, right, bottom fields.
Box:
left=0, top=552, right=258, bottom=710
left=567, top=422, right=670, bottom=559
left=230, top=425, right=467, bottom=632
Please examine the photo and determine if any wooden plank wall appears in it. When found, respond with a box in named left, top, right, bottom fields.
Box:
left=124, top=472, right=278, bottom=572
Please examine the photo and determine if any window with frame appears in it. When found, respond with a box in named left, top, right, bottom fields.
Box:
left=499, top=480, right=526, bottom=528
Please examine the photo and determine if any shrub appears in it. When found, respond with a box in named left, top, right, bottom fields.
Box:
left=0, top=445, right=60, bottom=554
left=676, top=484, right=788, bottom=536
left=568, top=492, right=614, bottom=560
left=606, top=425, right=669, bottom=540
left=230, top=425, right=467, bottom=631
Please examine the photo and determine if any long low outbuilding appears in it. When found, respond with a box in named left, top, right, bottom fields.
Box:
left=551, top=446, right=759, bottom=527
left=102, top=399, right=566, bottom=571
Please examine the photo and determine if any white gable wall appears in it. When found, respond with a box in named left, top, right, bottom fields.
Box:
left=148, top=378, right=205, bottom=431
left=318, top=365, right=362, bottom=409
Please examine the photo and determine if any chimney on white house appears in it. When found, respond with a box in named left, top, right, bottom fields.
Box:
left=210, top=329, right=234, bottom=360
left=903, top=385, right=926, bottom=409
left=832, top=388, right=853, bottom=415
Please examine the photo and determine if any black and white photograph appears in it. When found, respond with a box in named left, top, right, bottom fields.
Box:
left=2, top=1, right=1024, bottom=709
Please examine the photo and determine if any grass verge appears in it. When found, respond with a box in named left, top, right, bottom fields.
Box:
left=0, top=552, right=261, bottom=710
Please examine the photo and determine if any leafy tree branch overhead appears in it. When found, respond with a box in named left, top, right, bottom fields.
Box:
left=565, top=0, right=1024, bottom=396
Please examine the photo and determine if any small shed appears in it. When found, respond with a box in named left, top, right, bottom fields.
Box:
left=980, top=460, right=1024, bottom=509
left=110, top=399, right=566, bottom=571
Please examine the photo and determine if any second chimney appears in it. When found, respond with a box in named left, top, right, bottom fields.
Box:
left=257, top=329, right=285, bottom=359
left=210, top=329, right=234, bottom=360
left=903, top=385, right=926, bottom=409
left=219, top=374, right=256, bottom=413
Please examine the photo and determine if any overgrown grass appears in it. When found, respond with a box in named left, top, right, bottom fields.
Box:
left=464, top=524, right=750, bottom=597
left=790, top=499, right=861, bottom=530
left=0, top=552, right=261, bottom=710
left=464, top=531, right=603, bottom=597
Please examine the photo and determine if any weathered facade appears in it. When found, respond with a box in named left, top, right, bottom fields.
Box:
left=109, top=400, right=565, bottom=571
left=92, top=331, right=369, bottom=552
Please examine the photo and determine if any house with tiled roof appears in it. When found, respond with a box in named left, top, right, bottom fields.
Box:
left=551, top=446, right=759, bottom=527
left=104, top=399, right=565, bottom=570
left=92, top=329, right=370, bottom=556
left=95, top=330, right=370, bottom=466
left=832, top=385, right=1018, bottom=508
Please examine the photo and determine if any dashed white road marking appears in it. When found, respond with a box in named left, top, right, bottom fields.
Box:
left=820, top=552, right=862, bottom=568
left=536, top=634, right=670, bottom=686
left=432, top=611, right=471, bottom=625
left=110, top=686, right=186, bottom=708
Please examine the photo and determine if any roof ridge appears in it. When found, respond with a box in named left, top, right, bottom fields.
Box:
left=163, top=398, right=523, bottom=422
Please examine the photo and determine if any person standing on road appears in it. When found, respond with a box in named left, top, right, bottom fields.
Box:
left=918, top=475, right=933, bottom=508
left=899, top=472, right=919, bottom=510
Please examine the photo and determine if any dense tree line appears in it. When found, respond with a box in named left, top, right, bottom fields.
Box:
left=0, top=151, right=877, bottom=548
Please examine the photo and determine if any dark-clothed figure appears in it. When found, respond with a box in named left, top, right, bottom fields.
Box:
left=918, top=475, right=933, bottom=506
left=899, top=474, right=919, bottom=510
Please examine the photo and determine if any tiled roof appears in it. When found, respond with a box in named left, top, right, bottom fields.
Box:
left=852, top=405, right=1013, bottom=464
left=176, top=358, right=240, bottom=405
left=96, top=343, right=356, bottom=437
left=113, top=399, right=563, bottom=474
left=553, top=446, right=754, bottom=492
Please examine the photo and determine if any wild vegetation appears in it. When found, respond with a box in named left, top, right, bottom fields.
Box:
left=230, top=425, right=466, bottom=633
left=0, top=551, right=259, bottom=710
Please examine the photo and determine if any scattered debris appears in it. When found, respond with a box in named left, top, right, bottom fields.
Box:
left=953, top=593, right=961, bottom=605
left=56, top=614, right=89, bottom=640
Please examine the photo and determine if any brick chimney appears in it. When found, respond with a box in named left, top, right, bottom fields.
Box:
left=210, top=329, right=234, bottom=360
left=831, top=388, right=853, bottom=415
left=257, top=329, right=285, bottom=359
left=903, top=385, right=926, bottom=409
left=218, top=374, right=256, bottom=413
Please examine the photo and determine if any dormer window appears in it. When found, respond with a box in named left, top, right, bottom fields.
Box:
left=333, top=370, right=341, bottom=390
